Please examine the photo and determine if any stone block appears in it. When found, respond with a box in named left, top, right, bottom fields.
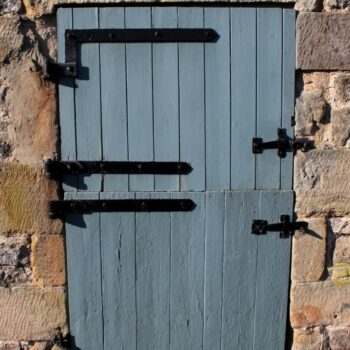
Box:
left=294, top=150, right=350, bottom=217
left=330, top=217, right=350, bottom=235
left=331, top=109, right=350, bottom=148
left=329, top=263, right=350, bottom=280
left=297, top=13, right=350, bottom=70
left=295, top=90, right=326, bottom=137
left=32, top=234, right=66, bottom=286
left=328, top=327, right=350, bottom=350
left=292, top=327, right=322, bottom=350
left=291, top=281, right=350, bottom=328
left=334, top=236, right=350, bottom=265
left=0, top=286, right=67, bottom=340
left=0, top=163, right=62, bottom=233
left=0, top=234, right=32, bottom=287
left=0, top=18, right=23, bottom=64
left=330, top=73, right=350, bottom=109
left=0, top=235, right=30, bottom=266
left=0, top=342, right=21, bottom=350
left=292, top=218, right=327, bottom=282
left=2, top=62, right=58, bottom=163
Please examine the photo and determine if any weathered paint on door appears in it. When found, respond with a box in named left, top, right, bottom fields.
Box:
left=57, top=6, right=296, bottom=350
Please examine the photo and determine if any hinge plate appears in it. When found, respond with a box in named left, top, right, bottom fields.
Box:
left=54, top=28, right=219, bottom=77
left=49, top=199, right=196, bottom=219
left=45, top=160, right=192, bottom=179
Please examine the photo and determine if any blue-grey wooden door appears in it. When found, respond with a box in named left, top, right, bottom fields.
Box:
left=58, top=6, right=295, bottom=350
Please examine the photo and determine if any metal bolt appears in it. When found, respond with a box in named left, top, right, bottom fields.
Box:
left=154, top=31, right=159, bottom=38
left=109, top=33, right=116, bottom=39
left=68, top=33, right=77, bottom=40
left=141, top=201, right=147, bottom=210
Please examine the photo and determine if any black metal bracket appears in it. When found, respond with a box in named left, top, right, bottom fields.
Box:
left=52, top=28, right=219, bottom=77
left=49, top=199, right=196, bottom=219
left=251, top=215, right=308, bottom=239
left=45, top=160, right=192, bottom=179
left=252, top=128, right=312, bottom=158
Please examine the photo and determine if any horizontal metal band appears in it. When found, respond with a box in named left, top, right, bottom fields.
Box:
left=53, top=28, right=219, bottom=77
left=45, top=160, right=192, bottom=178
left=65, top=28, right=219, bottom=45
left=49, top=199, right=196, bottom=219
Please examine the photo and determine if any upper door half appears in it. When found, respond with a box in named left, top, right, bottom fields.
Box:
left=57, top=7, right=295, bottom=192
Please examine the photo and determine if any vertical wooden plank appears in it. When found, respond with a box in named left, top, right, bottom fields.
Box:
left=281, top=9, right=296, bottom=190
left=204, top=8, right=230, bottom=190
left=100, top=8, right=129, bottom=191
left=65, top=192, right=103, bottom=350
left=152, top=7, right=179, bottom=191
left=231, top=9, right=257, bottom=190
left=73, top=8, right=102, bottom=192
left=253, top=191, right=293, bottom=350
left=178, top=8, right=205, bottom=191
left=203, top=192, right=225, bottom=350
left=135, top=192, right=171, bottom=350
left=125, top=8, right=154, bottom=191
left=57, top=8, right=77, bottom=191
left=256, top=9, right=283, bottom=189
left=100, top=191, right=136, bottom=350
left=170, top=192, right=205, bottom=350
left=221, top=191, right=259, bottom=349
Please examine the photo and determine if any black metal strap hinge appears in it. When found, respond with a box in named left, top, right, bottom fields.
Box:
left=52, top=28, right=219, bottom=77
left=49, top=199, right=196, bottom=219
left=251, top=215, right=308, bottom=239
left=252, top=128, right=313, bottom=158
left=45, top=160, right=192, bottom=179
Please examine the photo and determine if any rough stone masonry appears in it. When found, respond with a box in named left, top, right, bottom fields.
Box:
left=0, top=0, right=350, bottom=349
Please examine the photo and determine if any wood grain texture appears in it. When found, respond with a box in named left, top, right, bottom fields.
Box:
left=203, top=192, right=225, bottom=350
left=204, top=8, right=230, bottom=190
left=253, top=191, right=293, bottom=350
left=178, top=8, right=205, bottom=191
left=125, top=8, right=154, bottom=191
left=152, top=7, right=179, bottom=191
left=170, top=192, right=205, bottom=350
left=256, top=9, right=283, bottom=190
left=100, top=192, right=136, bottom=350
left=65, top=192, right=103, bottom=350
left=221, top=191, right=259, bottom=349
left=100, top=8, right=129, bottom=192
left=231, top=8, right=257, bottom=190
left=135, top=192, right=171, bottom=349
left=57, top=8, right=77, bottom=191
left=281, top=9, right=295, bottom=190
left=73, top=8, right=102, bottom=192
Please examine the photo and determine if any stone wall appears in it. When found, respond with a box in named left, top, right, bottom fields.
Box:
left=0, top=3, right=66, bottom=349
left=0, top=0, right=349, bottom=349
left=291, top=9, right=350, bottom=350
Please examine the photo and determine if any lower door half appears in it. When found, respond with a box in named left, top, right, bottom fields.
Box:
left=65, top=190, right=293, bottom=350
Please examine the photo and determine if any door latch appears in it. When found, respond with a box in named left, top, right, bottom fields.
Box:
left=251, top=215, right=308, bottom=239
left=252, top=128, right=312, bottom=158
